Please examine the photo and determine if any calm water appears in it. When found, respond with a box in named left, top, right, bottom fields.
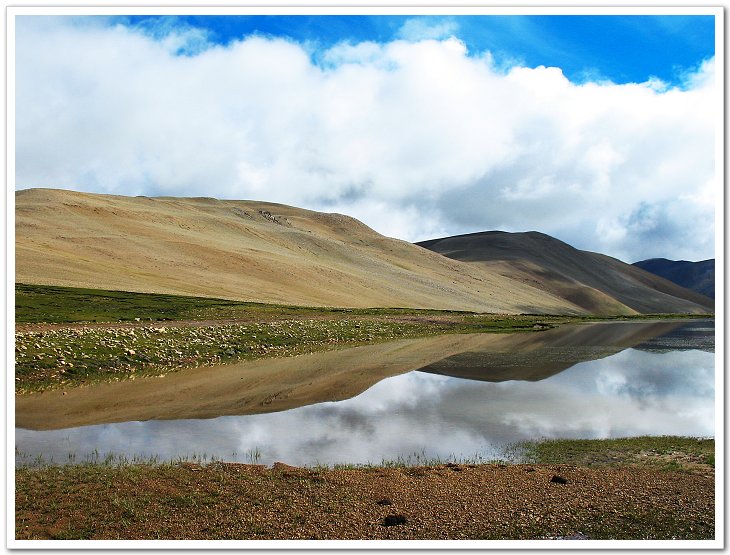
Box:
left=15, top=320, right=715, bottom=467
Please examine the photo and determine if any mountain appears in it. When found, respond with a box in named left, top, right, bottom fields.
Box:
left=633, top=258, right=715, bottom=300
left=417, top=231, right=713, bottom=315
left=16, top=189, right=712, bottom=315
left=15, top=188, right=579, bottom=314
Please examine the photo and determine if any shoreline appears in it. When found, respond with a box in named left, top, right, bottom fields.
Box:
left=16, top=440, right=715, bottom=540
left=14, top=283, right=713, bottom=394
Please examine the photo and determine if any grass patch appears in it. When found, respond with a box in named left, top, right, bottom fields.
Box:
left=518, top=436, right=715, bottom=471
left=15, top=283, right=712, bottom=325
left=15, top=283, right=500, bottom=324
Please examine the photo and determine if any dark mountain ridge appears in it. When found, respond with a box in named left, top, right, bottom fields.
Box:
left=417, top=231, right=713, bottom=315
left=633, top=258, right=715, bottom=300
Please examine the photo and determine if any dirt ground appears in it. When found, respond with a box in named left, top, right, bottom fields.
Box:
left=15, top=461, right=715, bottom=541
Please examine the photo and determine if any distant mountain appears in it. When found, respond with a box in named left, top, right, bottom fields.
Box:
left=632, top=258, right=715, bottom=300
left=417, top=231, right=713, bottom=315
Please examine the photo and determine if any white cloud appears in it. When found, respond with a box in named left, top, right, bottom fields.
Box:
left=15, top=17, right=717, bottom=262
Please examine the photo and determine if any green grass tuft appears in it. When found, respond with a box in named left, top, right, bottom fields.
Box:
left=517, top=436, right=715, bottom=471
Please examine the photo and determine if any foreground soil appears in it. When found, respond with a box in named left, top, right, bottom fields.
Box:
left=16, top=461, right=714, bottom=541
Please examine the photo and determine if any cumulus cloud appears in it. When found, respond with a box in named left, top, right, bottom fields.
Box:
left=14, top=17, right=716, bottom=261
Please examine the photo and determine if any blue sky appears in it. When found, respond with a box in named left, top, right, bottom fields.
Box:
left=15, top=13, right=718, bottom=262
left=115, top=15, right=714, bottom=86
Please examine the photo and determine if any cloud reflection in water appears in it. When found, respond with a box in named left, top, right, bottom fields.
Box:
left=16, top=345, right=714, bottom=466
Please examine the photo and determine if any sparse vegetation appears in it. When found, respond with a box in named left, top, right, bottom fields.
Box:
left=15, top=284, right=577, bottom=393
left=518, top=436, right=715, bottom=472
left=16, top=283, right=463, bottom=324
left=14, top=437, right=714, bottom=540
left=16, top=283, right=712, bottom=326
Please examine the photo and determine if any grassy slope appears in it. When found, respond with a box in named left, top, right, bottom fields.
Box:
left=15, top=283, right=465, bottom=324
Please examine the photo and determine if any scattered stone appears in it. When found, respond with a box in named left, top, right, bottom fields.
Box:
left=550, top=475, right=568, bottom=484
left=272, top=462, right=299, bottom=472
left=383, top=514, right=407, bottom=527
left=524, top=467, right=536, bottom=472
left=376, top=498, right=393, bottom=506
left=546, top=532, right=590, bottom=540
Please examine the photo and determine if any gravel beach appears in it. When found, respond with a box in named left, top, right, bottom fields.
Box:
left=15, top=461, right=714, bottom=541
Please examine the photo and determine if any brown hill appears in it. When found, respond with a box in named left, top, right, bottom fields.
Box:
left=417, top=231, right=713, bottom=315
left=16, top=189, right=578, bottom=314
left=16, top=189, right=712, bottom=315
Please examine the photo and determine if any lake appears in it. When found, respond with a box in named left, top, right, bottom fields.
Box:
left=15, top=319, right=715, bottom=467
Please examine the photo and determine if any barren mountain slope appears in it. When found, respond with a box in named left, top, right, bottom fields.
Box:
left=633, top=258, right=715, bottom=299
left=417, top=231, right=713, bottom=315
left=16, top=189, right=582, bottom=314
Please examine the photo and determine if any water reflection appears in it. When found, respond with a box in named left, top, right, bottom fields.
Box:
left=15, top=320, right=714, bottom=467
left=15, top=320, right=695, bottom=430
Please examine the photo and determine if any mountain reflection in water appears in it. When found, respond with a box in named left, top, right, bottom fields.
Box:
left=15, top=320, right=714, bottom=467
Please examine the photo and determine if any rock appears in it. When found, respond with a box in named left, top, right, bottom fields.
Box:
left=272, top=461, right=299, bottom=472
left=383, top=514, right=407, bottom=526
left=550, top=475, right=568, bottom=484
left=376, top=498, right=393, bottom=506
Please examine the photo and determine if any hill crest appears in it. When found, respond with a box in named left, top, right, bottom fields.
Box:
left=417, top=231, right=713, bottom=315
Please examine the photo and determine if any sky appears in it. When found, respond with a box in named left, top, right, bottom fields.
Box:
left=14, top=13, right=718, bottom=262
